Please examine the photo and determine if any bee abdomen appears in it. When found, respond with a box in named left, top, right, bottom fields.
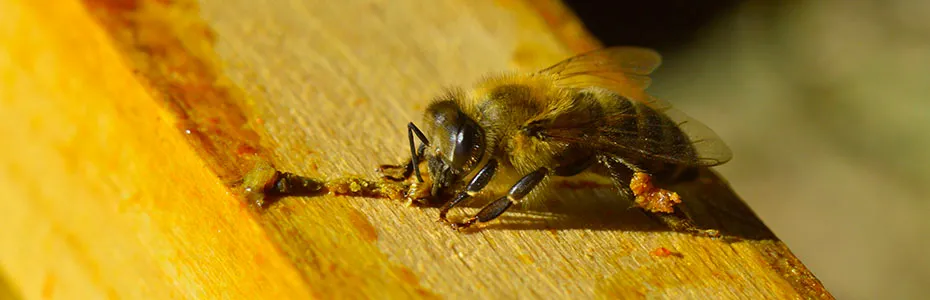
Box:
left=634, top=103, right=685, bottom=154
left=602, top=94, right=698, bottom=176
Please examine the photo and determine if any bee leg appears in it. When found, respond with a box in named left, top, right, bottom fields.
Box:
left=377, top=162, right=411, bottom=182
left=438, top=159, right=498, bottom=223
left=378, top=143, right=426, bottom=181
left=597, top=155, right=719, bottom=238
left=607, top=156, right=645, bottom=173
left=597, top=155, right=636, bottom=197
left=451, top=167, right=548, bottom=230
left=648, top=211, right=721, bottom=238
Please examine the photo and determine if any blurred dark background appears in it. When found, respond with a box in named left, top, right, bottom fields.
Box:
left=562, top=0, right=930, bottom=299
left=565, top=0, right=746, bottom=54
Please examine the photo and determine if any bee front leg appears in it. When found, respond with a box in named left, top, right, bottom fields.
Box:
left=451, top=167, right=548, bottom=230
left=439, top=159, right=498, bottom=223
left=377, top=162, right=412, bottom=182
left=378, top=127, right=429, bottom=182
left=378, top=144, right=425, bottom=181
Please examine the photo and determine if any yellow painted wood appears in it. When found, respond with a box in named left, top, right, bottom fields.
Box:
left=0, top=1, right=311, bottom=299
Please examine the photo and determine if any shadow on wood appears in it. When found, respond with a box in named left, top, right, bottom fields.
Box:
left=357, top=168, right=777, bottom=241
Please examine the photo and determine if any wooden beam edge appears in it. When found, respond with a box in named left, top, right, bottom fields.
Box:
left=0, top=1, right=315, bottom=298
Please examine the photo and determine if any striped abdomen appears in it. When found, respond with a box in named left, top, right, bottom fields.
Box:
left=599, top=93, right=700, bottom=179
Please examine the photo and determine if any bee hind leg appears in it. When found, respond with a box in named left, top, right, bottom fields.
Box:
left=647, top=210, right=720, bottom=238
left=451, top=167, right=549, bottom=230
left=597, top=155, right=720, bottom=238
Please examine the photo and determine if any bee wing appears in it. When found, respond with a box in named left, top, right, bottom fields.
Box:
left=536, top=47, right=732, bottom=166
left=537, top=46, right=670, bottom=110
left=603, top=107, right=733, bottom=166
left=543, top=110, right=732, bottom=167
left=667, top=108, right=733, bottom=166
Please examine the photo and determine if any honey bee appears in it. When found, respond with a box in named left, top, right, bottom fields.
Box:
left=380, top=47, right=732, bottom=235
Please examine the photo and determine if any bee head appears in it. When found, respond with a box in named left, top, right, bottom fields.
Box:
left=421, top=99, right=486, bottom=196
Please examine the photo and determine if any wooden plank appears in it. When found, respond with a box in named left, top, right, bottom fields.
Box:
left=0, top=0, right=833, bottom=298
left=0, top=1, right=312, bottom=299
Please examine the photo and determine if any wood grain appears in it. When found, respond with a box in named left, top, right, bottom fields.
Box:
left=0, top=1, right=311, bottom=299
left=0, top=0, right=832, bottom=298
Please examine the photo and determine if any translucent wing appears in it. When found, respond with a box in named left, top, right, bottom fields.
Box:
left=657, top=107, right=733, bottom=166
left=537, top=46, right=670, bottom=110
left=598, top=107, right=732, bottom=166
left=542, top=108, right=732, bottom=166
left=535, top=47, right=732, bottom=166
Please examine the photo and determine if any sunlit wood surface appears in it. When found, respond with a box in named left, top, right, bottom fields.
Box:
left=0, top=0, right=831, bottom=298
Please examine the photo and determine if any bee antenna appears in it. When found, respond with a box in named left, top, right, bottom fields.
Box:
left=407, top=122, right=430, bottom=182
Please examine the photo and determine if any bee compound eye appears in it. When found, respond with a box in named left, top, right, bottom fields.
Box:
left=451, top=121, right=483, bottom=170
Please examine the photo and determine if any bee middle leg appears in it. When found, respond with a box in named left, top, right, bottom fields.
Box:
left=450, top=167, right=549, bottom=230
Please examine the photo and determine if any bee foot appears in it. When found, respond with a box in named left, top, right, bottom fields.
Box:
left=377, top=164, right=407, bottom=181
left=405, top=182, right=432, bottom=202
left=699, top=229, right=721, bottom=238
left=437, top=215, right=451, bottom=224
left=450, top=218, right=477, bottom=231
